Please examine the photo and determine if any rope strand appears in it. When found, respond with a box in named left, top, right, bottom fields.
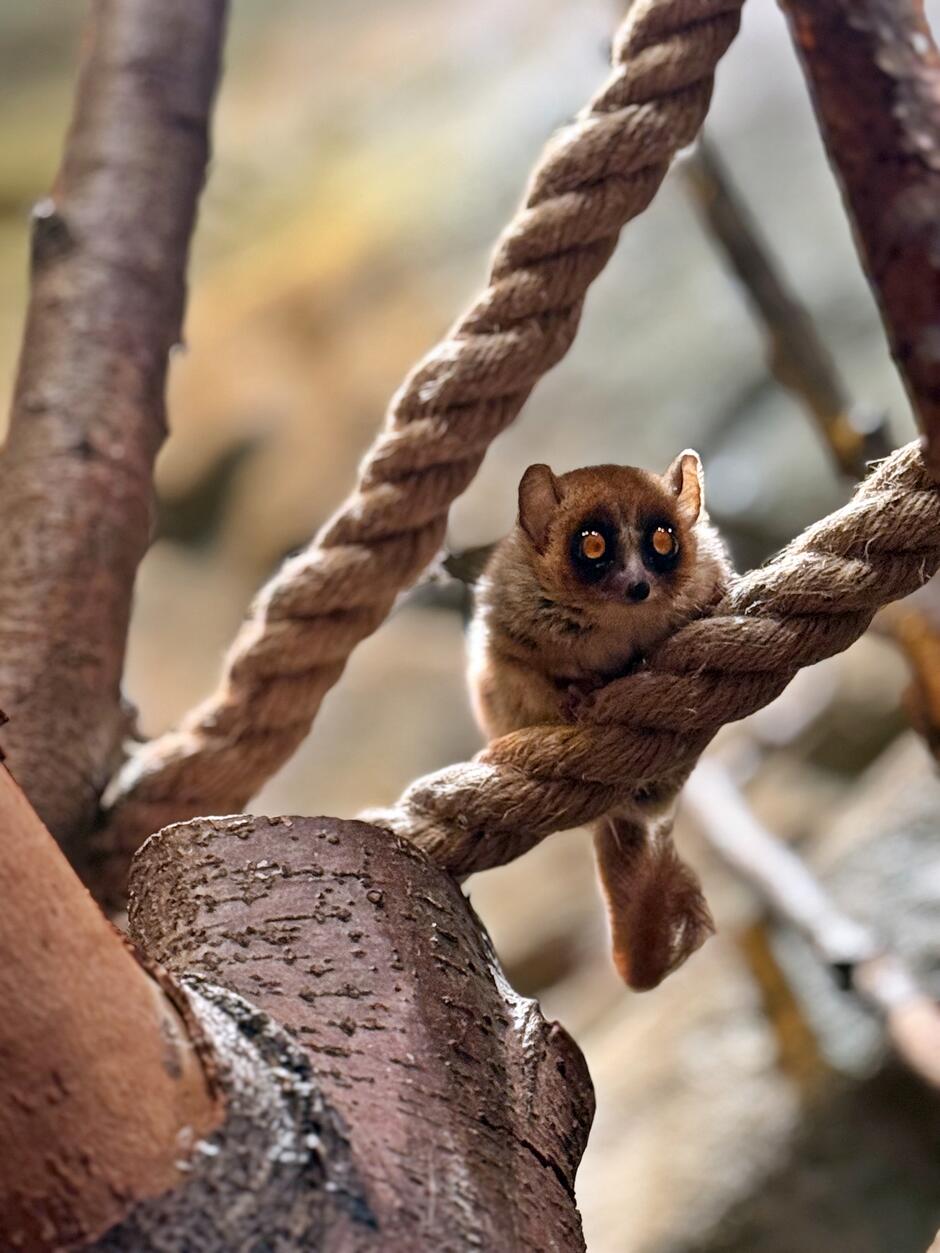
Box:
left=95, top=0, right=744, bottom=892
left=367, top=442, right=940, bottom=876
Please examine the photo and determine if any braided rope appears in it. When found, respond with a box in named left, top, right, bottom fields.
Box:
left=367, top=442, right=940, bottom=876
left=98, top=0, right=744, bottom=872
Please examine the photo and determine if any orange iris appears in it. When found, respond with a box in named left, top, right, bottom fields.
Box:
left=580, top=531, right=606, bottom=560
left=651, top=526, right=676, bottom=556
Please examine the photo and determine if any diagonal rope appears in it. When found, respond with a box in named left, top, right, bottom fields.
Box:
left=366, top=442, right=940, bottom=875
left=96, top=0, right=745, bottom=889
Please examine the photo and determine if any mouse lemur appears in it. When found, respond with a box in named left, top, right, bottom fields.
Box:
left=467, top=452, right=732, bottom=989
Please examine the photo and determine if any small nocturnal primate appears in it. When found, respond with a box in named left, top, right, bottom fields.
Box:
left=467, top=452, right=732, bottom=990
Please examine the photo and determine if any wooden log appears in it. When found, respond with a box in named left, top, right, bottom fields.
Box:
left=125, top=814, right=595, bottom=1250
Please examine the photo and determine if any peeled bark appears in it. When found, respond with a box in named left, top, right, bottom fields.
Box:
left=0, top=765, right=221, bottom=1250
left=128, top=814, right=595, bottom=1250
left=0, top=0, right=228, bottom=853
left=92, top=979, right=373, bottom=1251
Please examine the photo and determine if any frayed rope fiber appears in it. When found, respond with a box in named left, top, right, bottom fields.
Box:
left=97, top=0, right=745, bottom=884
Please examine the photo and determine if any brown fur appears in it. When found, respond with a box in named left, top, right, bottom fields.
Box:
left=468, top=452, right=731, bottom=990
left=594, top=813, right=715, bottom=991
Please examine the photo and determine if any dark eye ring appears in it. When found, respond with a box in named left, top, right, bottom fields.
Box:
left=579, top=530, right=607, bottom=561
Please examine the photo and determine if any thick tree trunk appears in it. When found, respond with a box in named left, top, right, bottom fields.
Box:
left=0, top=786, right=596, bottom=1247
left=0, top=765, right=221, bottom=1249
left=125, top=815, right=595, bottom=1250
left=2, top=794, right=593, bottom=1248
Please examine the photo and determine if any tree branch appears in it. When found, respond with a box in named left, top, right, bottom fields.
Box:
left=0, top=764, right=221, bottom=1248
left=685, top=758, right=940, bottom=1090
left=874, top=575, right=940, bottom=762
left=779, top=0, right=940, bottom=478
left=681, top=135, right=892, bottom=477
left=0, top=0, right=228, bottom=853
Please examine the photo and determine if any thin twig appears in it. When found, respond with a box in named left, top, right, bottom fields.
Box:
left=686, top=758, right=940, bottom=1089
left=779, top=0, right=940, bottom=479
left=681, top=136, right=891, bottom=478
left=873, top=575, right=940, bottom=763
left=0, top=0, right=228, bottom=854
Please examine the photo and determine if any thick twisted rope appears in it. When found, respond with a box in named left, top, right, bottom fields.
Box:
left=367, top=442, right=940, bottom=876
left=97, top=0, right=744, bottom=876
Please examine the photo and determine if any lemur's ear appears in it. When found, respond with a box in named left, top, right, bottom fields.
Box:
left=518, top=463, right=563, bottom=552
left=664, top=449, right=703, bottom=524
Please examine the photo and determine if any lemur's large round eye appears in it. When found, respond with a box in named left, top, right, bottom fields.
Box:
left=651, top=526, right=677, bottom=557
left=580, top=531, right=607, bottom=561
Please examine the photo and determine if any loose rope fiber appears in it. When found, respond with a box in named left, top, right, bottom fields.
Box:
left=98, top=0, right=744, bottom=875
left=367, top=442, right=940, bottom=875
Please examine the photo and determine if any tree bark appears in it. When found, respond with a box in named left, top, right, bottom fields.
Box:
left=0, top=0, right=228, bottom=854
left=127, top=814, right=595, bottom=1250
left=2, top=795, right=593, bottom=1247
left=779, top=0, right=940, bottom=478
left=0, top=765, right=221, bottom=1250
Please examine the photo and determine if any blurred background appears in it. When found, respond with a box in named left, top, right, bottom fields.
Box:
left=2, top=2, right=940, bottom=1249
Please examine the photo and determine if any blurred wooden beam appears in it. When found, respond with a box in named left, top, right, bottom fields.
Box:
left=686, top=759, right=940, bottom=1090
left=682, top=136, right=891, bottom=478
left=873, top=575, right=940, bottom=763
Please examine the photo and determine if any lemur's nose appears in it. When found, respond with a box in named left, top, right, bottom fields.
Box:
left=628, top=580, right=650, bottom=602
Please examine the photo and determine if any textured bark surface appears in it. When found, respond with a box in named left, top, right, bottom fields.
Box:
left=0, top=765, right=221, bottom=1250
left=780, top=0, right=940, bottom=477
left=94, top=979, right=373, bottom=1252
left=0, top=0, right=227, bottom=852
left=129, top=815, right=595, bottom=1251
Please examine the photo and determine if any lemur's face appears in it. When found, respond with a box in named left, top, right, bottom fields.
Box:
left=516, top=454, right=704, bottom=622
